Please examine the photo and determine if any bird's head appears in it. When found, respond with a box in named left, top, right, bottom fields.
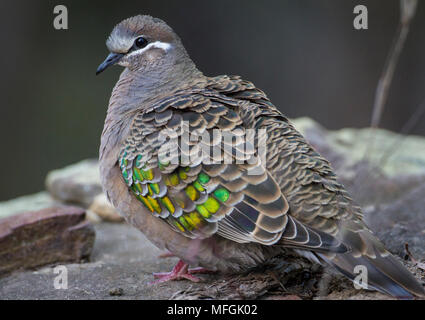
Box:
left=96, top=15, right=185, bottom=75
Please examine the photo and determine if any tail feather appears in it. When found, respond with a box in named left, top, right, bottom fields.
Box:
left=320, top=252, right=424, bottom=299
left=317, top=228, right=425, bottom=299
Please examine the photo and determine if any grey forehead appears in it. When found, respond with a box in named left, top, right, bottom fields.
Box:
left=106, top=15, right=172, bottom=53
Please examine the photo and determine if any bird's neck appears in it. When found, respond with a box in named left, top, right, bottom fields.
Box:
left=108, top=53, right=203, bottom=117
left=99, top=55, right=204, bottom=166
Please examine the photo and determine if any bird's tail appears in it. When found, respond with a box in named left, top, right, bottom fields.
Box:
left=317, top=226, right=425, bottom=299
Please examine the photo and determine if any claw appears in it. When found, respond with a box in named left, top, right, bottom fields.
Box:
left=149, top=260, right=215, bottom=285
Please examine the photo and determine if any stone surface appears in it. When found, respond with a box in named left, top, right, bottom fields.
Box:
left=1, top=118, right=424, bottom=299
left=88, top=194, right=123, bottom=222
left=291, top=118, right=425, bottom=260
left=0, top=223, right=208, bottom=299
left=45, top=160, right=122, bottom=222
left=45, top=159, right=102, bottom=207
left=366, top=182, right=425, bottom=259
left=292, top=117, right=425, bottom=177
left=0, top=222, right=422, bottom=300
left=0, top=206, right=95, bottom=277
left=0, top=192, right=59, bottom=220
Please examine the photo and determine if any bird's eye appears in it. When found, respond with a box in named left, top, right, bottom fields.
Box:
left=134, top=37, right=148, bottom=49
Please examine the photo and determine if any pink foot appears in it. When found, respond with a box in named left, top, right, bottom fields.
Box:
left=149, top=260, right=214, bottom=285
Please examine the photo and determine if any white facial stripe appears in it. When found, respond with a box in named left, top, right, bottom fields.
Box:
left=127, top=41, right=172, bottom=57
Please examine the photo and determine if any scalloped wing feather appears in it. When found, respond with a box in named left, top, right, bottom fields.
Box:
left=118, top=82, right=291, bottom=245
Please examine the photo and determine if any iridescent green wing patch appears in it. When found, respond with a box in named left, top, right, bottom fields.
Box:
left=119, top=148, right=232, bottom=238
left=117, top=83, right=291, bottom=244
left=120, top=146, right=289, bottom=245
left=164, top=170, right=235, bottom=238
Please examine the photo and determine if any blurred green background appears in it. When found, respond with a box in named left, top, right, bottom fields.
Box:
left=0, top=0, right=424, bottom=200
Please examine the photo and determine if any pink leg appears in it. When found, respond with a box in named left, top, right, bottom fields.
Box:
left=149, top=260, right=215, bottom=285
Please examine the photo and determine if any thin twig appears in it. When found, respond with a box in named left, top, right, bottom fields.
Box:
left=364, top=0, right=417, bottom=161
left=352, top=0, right=418, bottom=200
left=405, top=243, right=425, bottom=271
left=370, top=0, right=417, bottom=128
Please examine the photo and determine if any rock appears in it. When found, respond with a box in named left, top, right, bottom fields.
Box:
left=0, top=221, right=422, bottom=300
left=0, top=206, right=95, bottom=277
left=109, top=287, right=124, bottom=296
left=366, top=182, right=425, bottom=259
left=0, top=192, right=59, bottom=220
left=0, top=223, right=208, bottom=299
left=88, top=194, right=123, bottom=222
left=85, top=209, right=103, bottom=224
left=45, top=160, right=122, bottom=222
left=1, top=117, right=424, bottom=299
left=45, top=159, right=102, bottom=207
left=292, top=118, right=425, bottom=262
left=292, top=117, right=425, bottom=177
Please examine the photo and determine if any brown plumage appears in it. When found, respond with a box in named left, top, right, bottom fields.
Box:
left=97, top=15, right=424, bottom=298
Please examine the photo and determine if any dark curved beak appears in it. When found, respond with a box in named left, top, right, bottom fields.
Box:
left=96, top=52, right=124, bottom=75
